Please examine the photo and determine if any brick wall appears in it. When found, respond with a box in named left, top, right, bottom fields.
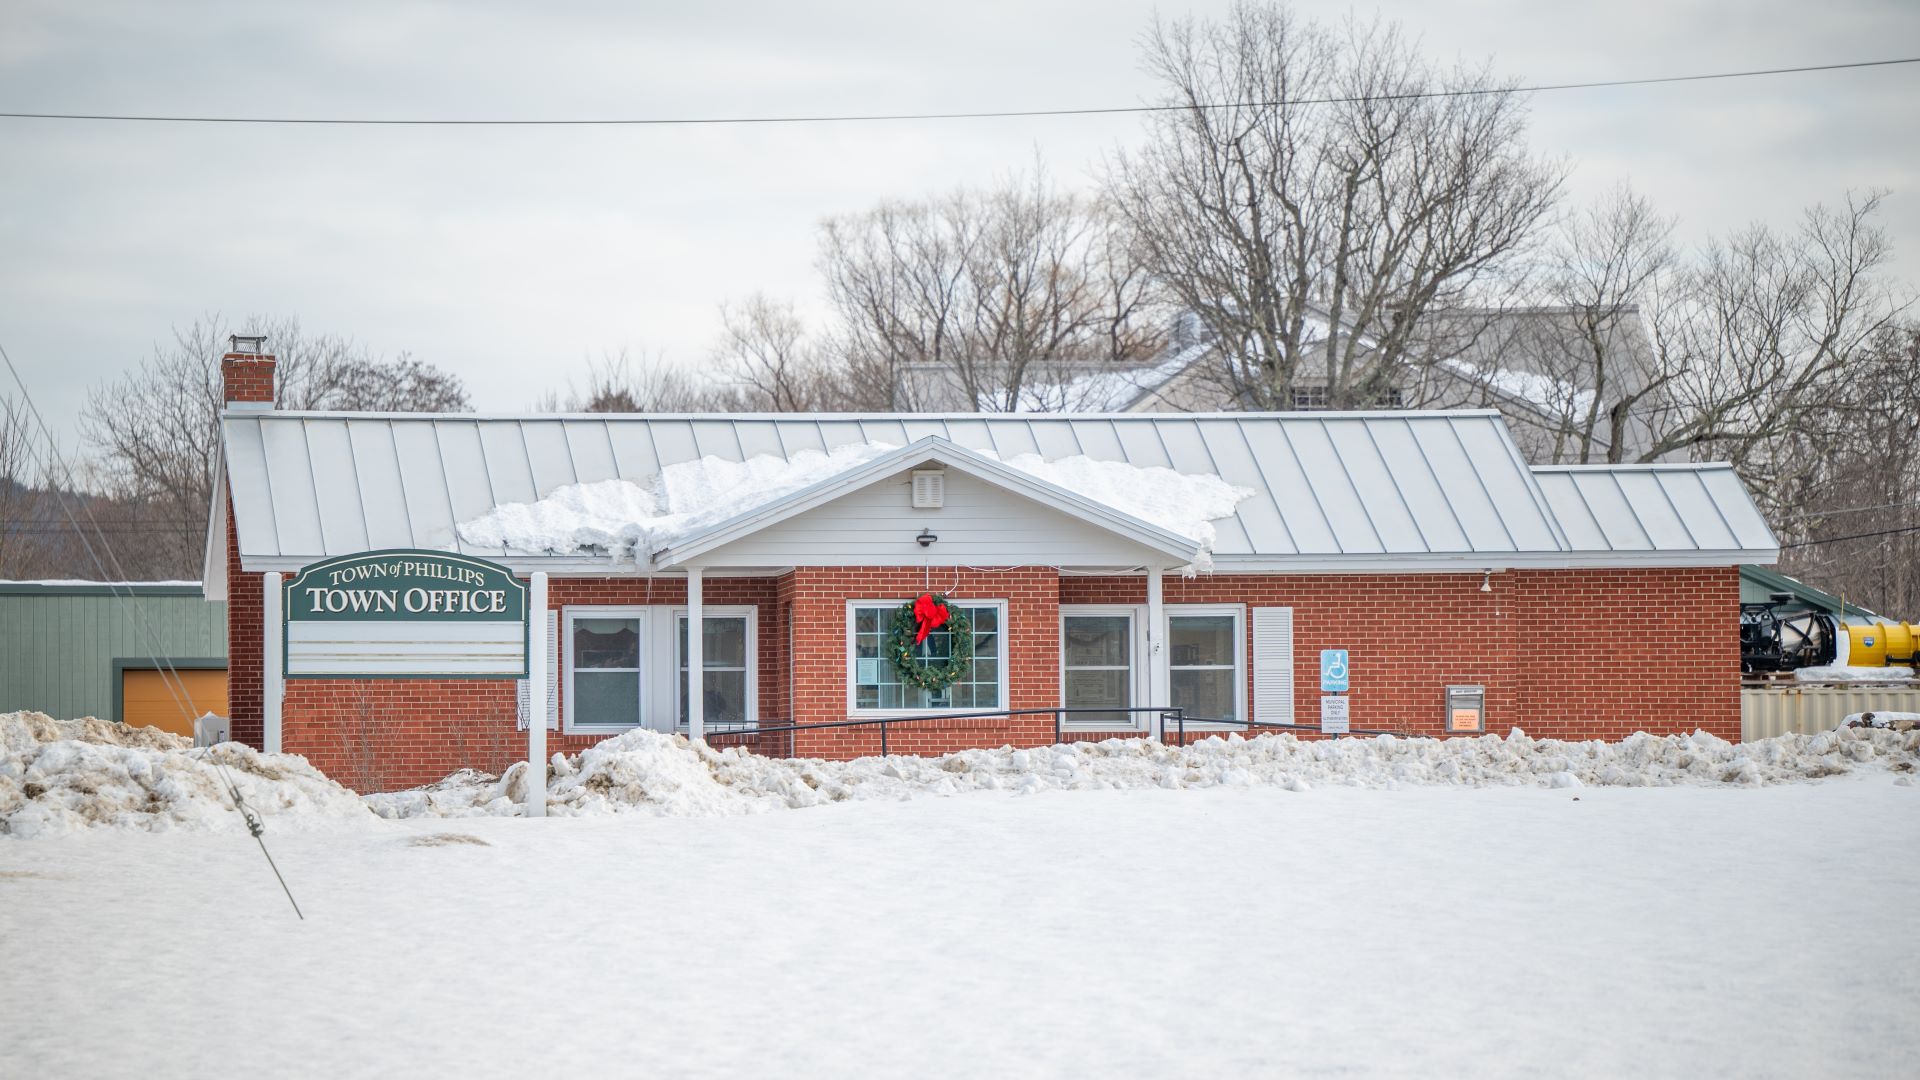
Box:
left=220, top=353, right=275, bottom=404
left=784, top=566, right=1062, bottom=758
left=224, top=492, right=264, bottom=748
left=277, top=575, right=784, bottom=791
left=221, top=352, right=272, bottom=747
left=1059, top=566, right=1741, bottom=742
left=247, top=559, right=1739, bottom=786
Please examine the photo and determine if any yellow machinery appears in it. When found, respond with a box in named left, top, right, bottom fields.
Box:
left=1841, top=621, right=1920, bottom=667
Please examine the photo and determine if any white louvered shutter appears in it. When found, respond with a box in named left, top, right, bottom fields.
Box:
left=1251, top=607, right=1294, bottom=726
left=517, top=610, right=560, bottom=731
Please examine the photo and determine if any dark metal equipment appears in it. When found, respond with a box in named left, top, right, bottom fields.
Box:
left=1740, top=596, right=1838, bottom=673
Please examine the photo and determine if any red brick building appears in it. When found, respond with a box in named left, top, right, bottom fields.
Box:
left=205, top=347, right=1778, bottom=791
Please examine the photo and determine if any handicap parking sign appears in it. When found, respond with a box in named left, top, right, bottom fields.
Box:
left=1320, top=649, right=1349, bottom=693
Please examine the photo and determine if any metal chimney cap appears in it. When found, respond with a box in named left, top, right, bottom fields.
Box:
left=228, top=333, right=268, bottom=354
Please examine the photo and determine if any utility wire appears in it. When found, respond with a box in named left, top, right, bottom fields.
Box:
left=1, top=57, right=1914, bottom=127
left=1779, top=524, right=1920, bottom=551
left=1, top=340, right=304, bottom=921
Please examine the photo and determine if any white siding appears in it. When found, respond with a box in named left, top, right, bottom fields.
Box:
left=1251, top=607, right=1295, bottom=725
left=517, top=610, right=559, bottom=731
left=697, top=467, right=1166, bottom=567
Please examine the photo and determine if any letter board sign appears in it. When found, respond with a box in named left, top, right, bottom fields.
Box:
left=283, top=549, right=528, bottom=678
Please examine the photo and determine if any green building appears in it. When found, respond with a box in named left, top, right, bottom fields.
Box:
left=1739, top=564, right=1882, bottom=620
left=0, top=581, right=227, bottom=734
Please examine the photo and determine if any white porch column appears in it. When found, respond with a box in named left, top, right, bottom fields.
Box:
left=526, top=572, right=548, bottom=818
left=686, top=565, right=704, bottom=744
left=262, top=572, right=283, bottom=753
left=1146, top=566, right=1166, bottom=739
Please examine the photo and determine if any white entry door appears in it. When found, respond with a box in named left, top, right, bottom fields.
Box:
left=1061, top=606, right=1147, bottom=729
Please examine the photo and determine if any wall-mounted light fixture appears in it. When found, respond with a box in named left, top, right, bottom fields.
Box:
left=916, top=529, right=938, bottom=548
left=1479, top=569, right=1493, bottom=593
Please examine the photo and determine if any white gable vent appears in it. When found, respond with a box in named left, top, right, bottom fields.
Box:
left=911, top=469, right=945, bottom=509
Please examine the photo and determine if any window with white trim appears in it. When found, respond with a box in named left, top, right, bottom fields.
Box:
left=677, top=611, right=754, bottom=730
left=566, top=609, right=643, bottom=732
left=1167, top=606, right=1244, bottom=724
left=1061, top=606, right=1144, bottom=727
left=849, top=600, right=1005, bottom=712
left=563, top=605, right=757, bottom=734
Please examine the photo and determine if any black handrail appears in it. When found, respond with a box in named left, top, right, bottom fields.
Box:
left=697, top=704, right=1409, bottom=757
left=700, top=705, right=1183, bottom=757
left=1167, top=712, right=1410, bottom=746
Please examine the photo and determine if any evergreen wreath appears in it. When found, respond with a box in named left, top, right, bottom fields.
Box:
left=886, top=593, right=974, bottom=692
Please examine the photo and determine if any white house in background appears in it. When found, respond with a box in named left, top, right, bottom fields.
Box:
left=906, top=305, right=1666, bottom=464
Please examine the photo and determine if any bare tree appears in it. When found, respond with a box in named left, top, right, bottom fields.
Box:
left=1105, top=3, right=1563, bottom=410
left=814, top=169, right=1165, bottom=411
left=1431, top=185, right=1679, bottom=463
left=1767, top=324, right=1920, bottom=616
left=80, top=314, right=471, bottom=578
left=542, top=349, right=742, bottom=413
left=712, top=295, right=848, bottom=411
left=1641, top=192, right=1904, bottom=488
left=0, top=394, right=43, bottom=576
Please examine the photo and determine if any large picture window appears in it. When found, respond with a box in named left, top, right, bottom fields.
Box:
left=564, top=605, right=756, bottom=733
left=1168, top=607, right=1244, bottom=724
left=566, top=611, right=643, bottom=731
left=849, top=601, right=1005, bottom=712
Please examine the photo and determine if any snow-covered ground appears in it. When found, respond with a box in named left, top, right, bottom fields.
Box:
left=4, top=773, right=1915, bottom=1077
left=5, top=713, right=1919, bottom=1075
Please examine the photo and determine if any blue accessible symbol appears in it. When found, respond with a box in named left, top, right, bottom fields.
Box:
left=1320, top=649, right=1349, bottom=693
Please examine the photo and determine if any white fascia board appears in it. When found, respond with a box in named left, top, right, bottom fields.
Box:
left=202, top=468, right=228, bottom=603
left=245, top=407, right=1511, bottom=424
left=650, top=437, right=1202, bottom=568
left=1532, top=462, right=1737, bottom=473
left=1209, top=548, right=1777, bottom=572
left=234, top=554, right=794, bottom=577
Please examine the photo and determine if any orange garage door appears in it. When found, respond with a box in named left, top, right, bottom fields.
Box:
left=122, top=668, right=229, bottom=738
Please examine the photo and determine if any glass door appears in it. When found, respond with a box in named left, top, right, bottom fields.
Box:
left=1062, top=611, right=1136, bottom=727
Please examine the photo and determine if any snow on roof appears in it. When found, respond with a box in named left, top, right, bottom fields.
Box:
left=217, top=410, right=1772, bottom=572
left=981, top=339, right=1213, bottom=413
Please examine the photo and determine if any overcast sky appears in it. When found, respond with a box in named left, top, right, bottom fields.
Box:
left=2, top=0, right=1915, bottom=449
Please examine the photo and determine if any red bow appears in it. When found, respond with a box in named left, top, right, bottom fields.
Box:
left=912, top=593, right=949, bottom=644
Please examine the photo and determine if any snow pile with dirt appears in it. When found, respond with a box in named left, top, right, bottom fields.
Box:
left=456, top=440, right=1252, bottom=566
left=1795, top=664, right=1916, bottom=683
left=365, top=724, right=1920, bottom=820
left=0, top=711, right=374, bottom=838
left=1844, top=711, right=1920, bottom=730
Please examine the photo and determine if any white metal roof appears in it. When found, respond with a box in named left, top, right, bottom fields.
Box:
left=1531, top=464, right=1778, bottom=557
left=216, top=409, right=1774, bottom=574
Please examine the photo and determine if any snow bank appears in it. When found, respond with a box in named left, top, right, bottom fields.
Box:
left=1, top=712, right=374, bottom=838
left=366, top=724, right=1920, bottom=820
left=456, top=441, right=1251, bottom=565
left=1794, top=665, right=1916, bottom=683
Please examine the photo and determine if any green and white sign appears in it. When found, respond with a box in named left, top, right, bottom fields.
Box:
left=283, top=549, right=528, bottom=678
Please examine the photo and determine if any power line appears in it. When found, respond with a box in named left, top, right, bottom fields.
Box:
left=1, top=57, right=1914, bottom=127
left=1779, top=524, right=1920, bottom=551
left=1, top=338, right=304, bottom=921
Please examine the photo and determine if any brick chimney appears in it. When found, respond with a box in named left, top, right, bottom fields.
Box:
left=221, top=334, right=276, bottom=410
